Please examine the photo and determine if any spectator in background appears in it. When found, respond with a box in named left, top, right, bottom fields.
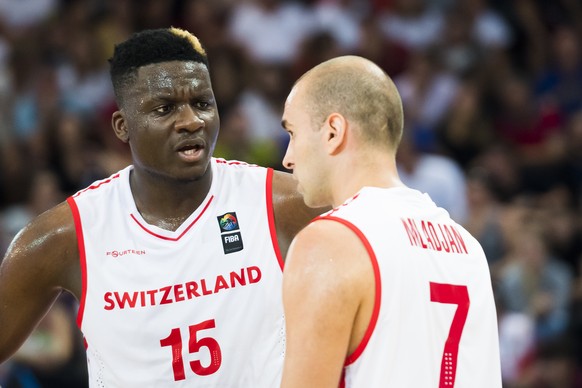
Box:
left=133, top=0, right=177, bottom=31
left=0, top=0, right=57, bottom=37
left=492, top=72, right=566, bottom=193
left=436, top=6, right=485, bottom=77
left=496, top=219, right=574, bottom=342
left=2, top=294, right=87, bottom=388
left=464, top=168, right=507, bottom=266
left=515, top=335, right=582, bottom=388
left=236, top=61, right=293, bottom=167
left=395, top=49, right=460, bottom=152
left=290, top=31, right=342, bottom=89
left=437, top=78, right=496, bottom=168
left=496, top=290, right=536, bottom=387
left=56, top=29, right=115, bottom=117
left=377, top=0, right=444, bottom=52
left=311, top=0, right=363, bottom=53
left=535, top=25, right=582, bottom=119
left=396, top=134, right=468, bottom=224
left=355, top=15, right=410, bottom=78
left=537, top=186, right=582, bottom=274
left=462, top=0, right=513, bottom=50
left=93, top=0, right=134, bottom=63
left=470, top=144, right=523, bottom=203
left=228, top=0, right=316, bottom=65
left=177, top=0, right=230, bottom=50
left=564, top=110, right=582, bottom=201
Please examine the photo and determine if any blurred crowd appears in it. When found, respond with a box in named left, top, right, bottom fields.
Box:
left=0, top=0, right=581, bottom=387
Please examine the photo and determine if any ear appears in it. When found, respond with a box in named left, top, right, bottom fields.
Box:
left=323, top=113, right=347, bottom=155
left=112, top=110, right=129, bottom=143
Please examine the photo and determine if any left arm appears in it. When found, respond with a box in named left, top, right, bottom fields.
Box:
left=280, top=220, right=374, bottom=388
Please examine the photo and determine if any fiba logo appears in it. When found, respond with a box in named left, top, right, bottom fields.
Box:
left=217, top=213, right=239, bottom=232
left=217, top=212, right=243, bottom=254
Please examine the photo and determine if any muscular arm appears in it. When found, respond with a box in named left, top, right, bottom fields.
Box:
left=280, top=220, right=375, bottom=388
left=0, top=201, right=80, bottom=362
left=272, top=170, right=328, bottom=258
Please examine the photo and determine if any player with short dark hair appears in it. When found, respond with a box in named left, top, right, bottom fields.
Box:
left=0, top=27, right=322, bottom=387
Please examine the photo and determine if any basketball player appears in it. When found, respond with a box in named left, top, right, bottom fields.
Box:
left=0, top=28, right=322, bottom=387
left=279, top=56, right=502, bottom=387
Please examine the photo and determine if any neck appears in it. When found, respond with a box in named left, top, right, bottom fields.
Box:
left=329, top=151, right=404, bottom=208
left=129, top=166, right=213, bottom=231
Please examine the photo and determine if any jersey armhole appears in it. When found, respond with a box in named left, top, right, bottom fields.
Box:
left=316, top=215, right=382, bottom=366
left=66, top=196, right=88, bottom=330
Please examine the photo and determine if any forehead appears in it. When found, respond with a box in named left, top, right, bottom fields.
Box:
left=284, top=82, right=309, bottom=117
left=133, top=61, right=212, bottom=96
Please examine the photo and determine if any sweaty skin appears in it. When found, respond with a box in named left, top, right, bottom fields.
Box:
left=0, top=60, right=322, bottom=362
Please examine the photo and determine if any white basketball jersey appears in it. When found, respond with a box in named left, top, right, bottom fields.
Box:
left=318, top=187, right=501, bottom=388
left=67, top=158, right=285, bottom=387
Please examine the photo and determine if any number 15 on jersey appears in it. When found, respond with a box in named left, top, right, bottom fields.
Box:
left=160, top=319, right=223, bottom=381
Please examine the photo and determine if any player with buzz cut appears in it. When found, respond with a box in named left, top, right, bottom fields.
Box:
left=0, top=27, right=324, bottom=387
left=279, top=55, right=502, bottom=387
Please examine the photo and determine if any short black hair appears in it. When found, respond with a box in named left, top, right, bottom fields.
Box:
left=109, top=27, right=209, bottom=105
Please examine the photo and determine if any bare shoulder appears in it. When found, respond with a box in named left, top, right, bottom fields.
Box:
left=0, top=201, right=80, bottom=361
left=271, top=170, right=328, bottom=257
left=2, top=200, right=80, bottom=296
left=284, top=219, right=372, bottom=291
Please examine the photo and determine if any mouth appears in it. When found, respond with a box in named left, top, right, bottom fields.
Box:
left=175, top=139, right=206, bottom=162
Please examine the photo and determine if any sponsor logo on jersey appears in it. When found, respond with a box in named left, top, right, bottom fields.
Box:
left=106, top=249, right=146, bottom=258
left=217, top=212, right=244, bottom=254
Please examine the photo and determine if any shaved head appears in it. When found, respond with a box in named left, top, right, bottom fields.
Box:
left=294, top=56, right=403, bottom=150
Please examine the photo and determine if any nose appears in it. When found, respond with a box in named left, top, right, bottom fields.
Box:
left=282, top=143, right=294, bottom=171
left=175, top=104, right=204, bottom=132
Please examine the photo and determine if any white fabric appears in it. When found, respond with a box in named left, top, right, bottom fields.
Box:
left=70, top=158, right=284, bottom=387
left=319, top=187, right=501, bottom=387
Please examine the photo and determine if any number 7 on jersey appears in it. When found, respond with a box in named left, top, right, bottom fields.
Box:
left=430, top=282, right=470, bottom=388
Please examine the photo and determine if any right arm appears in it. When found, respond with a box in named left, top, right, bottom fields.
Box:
left=0, top=201, right=81, bottom=362
left=281, top=220, right=375, bottom=388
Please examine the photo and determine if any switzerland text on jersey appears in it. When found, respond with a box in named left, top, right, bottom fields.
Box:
left=103, top=266, right=262, bottom=310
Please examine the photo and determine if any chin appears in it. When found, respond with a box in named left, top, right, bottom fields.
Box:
left=302, top=195, right=327, bottom=209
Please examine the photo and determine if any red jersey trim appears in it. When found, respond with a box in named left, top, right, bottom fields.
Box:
left=266, top=168, right=284, bottom=270
left=66, top=196, right=87, bottom=330
left=214, top=158, right=258, bottom=167
left=72, top=173, right=120, bottom=198
left=130, top=195, right=214, bottom=241
left=317, top=215, right=382, bottom=367
left=324, top=193, right=361, bottom=218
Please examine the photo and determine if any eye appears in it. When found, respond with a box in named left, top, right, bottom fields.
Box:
left=154, top=105, right=174, bottom=115
left=194, top=101, right=210, bottom=109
